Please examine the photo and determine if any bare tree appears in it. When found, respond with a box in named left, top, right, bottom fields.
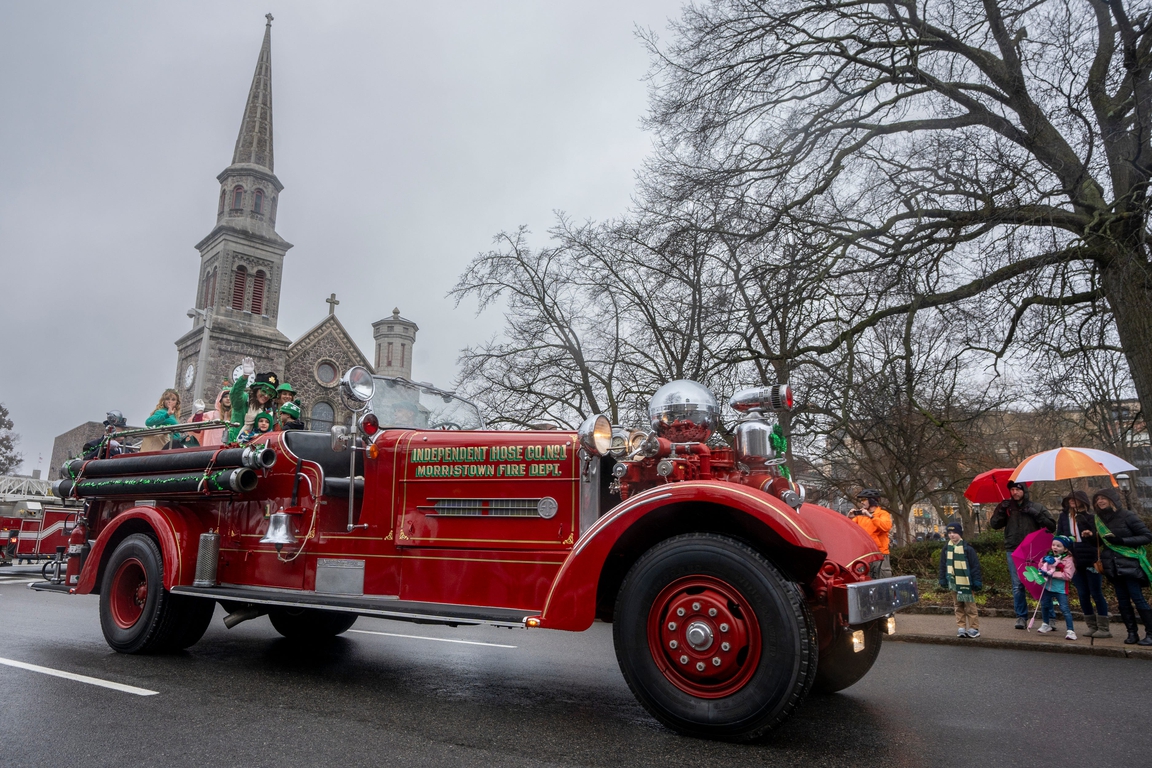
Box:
left=811, top=316, right=1002, bottom=543
left=451, top=228, right=629, bottom=428
left=643, top=0, right=1152, bottom=413
left=0, top=403, right=22, bottom=475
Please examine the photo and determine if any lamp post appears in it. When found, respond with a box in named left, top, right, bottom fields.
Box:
left=1117, top=473, right=1133, bottom=510
left=186, top=306, right=214, bottom=411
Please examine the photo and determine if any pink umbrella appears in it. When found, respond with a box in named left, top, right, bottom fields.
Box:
left=1011, top=528, right=1055, bottom=601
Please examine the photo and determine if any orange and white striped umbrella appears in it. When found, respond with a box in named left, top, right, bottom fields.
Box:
left=1009, top=447, right=1138, bottom=483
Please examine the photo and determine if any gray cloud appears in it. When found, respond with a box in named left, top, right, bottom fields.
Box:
left=0, top=0, right=679, bottom=475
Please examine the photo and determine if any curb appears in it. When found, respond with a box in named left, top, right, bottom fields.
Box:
left=906, top=605, right=1106, bottom=620
left=886, top=632, right=1152, bottom=660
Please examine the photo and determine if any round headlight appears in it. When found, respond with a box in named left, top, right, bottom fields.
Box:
left=358, top=412, right=380, bottom=436
left=577, top=414, right=613, bottom=456
left=341, top=366, right=375, bottom=403
left=648, top=380, right=719, bottom=443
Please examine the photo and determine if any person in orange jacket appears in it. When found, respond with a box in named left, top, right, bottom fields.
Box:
left=851, top=489, right=893, bottom=578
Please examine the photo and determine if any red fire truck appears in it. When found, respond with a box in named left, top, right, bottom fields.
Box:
left=36, top=370, right=917, bottom=741
left=1, top=502, right=79, bottom=568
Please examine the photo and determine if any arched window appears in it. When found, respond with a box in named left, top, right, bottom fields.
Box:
left=218, top=189, right=226, bottom=214
left=310, top=402, right=335, bottom=432
left=253, top=189, right=264, bottom=214
left=231, top=186, right=244, bottom=210
left=201, top=267, right=217, bottom=309
left=231, top=266, right=247, bottom=310
left=250, top=270, right=266, bottom=315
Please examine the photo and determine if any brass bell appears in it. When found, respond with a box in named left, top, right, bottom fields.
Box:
left=259, top=511, right=297, bottom=552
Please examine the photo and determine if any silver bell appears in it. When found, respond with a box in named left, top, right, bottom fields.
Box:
left=259, top=511, right=297, bottom=552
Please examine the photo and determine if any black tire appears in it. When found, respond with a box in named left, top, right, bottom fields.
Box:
left=99, top=533, right=196, bottom=654
left=166, top=597, right=217, bottom=650
left=268, top=607, right=358, bottom=640
left=613, top=533, right=814, bottom=741
left=812, top=619, right=882, bottom=693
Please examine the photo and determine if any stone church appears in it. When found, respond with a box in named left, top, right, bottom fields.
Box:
left=172, top=17, right=417, bottom=431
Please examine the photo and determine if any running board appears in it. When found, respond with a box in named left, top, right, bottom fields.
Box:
left=170, top=584, right=534, bottom=629
left=28, top=582, right=72, bottom=594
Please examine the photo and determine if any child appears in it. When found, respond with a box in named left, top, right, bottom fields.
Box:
left=938, top=522, right=983, bottom=638
left=276, top=401, right=305, bottom=431
left=1038, top=535, right=1078, bottom=640
left=237, top=411, right=274, bottom=444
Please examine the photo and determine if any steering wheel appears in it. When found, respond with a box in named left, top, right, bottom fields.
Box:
left=430, top=421, right=462, bottom=431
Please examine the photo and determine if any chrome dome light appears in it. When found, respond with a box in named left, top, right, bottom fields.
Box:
left=577, top=414, right=613, bottom=456
left=340, top=366, right=376, bottom=404
left=648, top=380, right=720, bottom=443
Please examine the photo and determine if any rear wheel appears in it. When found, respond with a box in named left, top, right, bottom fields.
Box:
left=99, top=533, right=209, bottom=653
left=613, top=533, right=814, bottom=741
left=269, top=608, right=357, bottom=640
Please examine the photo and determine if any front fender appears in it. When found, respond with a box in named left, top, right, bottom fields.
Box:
left=74, top=506, right=206, bottom=594
left=537, top=481, right=828, bottom=631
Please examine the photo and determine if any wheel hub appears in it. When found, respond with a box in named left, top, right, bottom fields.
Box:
left=109, top=557, right=148, bottom=630
left=648, top=575, right=761, bottom=698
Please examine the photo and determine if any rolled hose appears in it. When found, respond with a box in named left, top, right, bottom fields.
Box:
left=53, top=467, right=258, bottom=498
left=63, top=445, right=276, bottom=479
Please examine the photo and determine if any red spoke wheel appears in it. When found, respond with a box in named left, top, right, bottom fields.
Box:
left=647, top=575, right=762, bottom=698
left=99, top=533, right=215, bottom=654
left=613, top=533, right=814, bottom=741
left=109, top=557, right=148, bottom=629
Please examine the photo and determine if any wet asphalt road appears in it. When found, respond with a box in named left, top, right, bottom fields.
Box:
left=0, top=575, right=1149, bottom=768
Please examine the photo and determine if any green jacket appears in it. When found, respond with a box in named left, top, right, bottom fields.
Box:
left=226, top=377, right=272, bottom=443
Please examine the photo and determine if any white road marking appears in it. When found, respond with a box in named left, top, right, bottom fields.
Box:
left=348, top=629, right=517, bottom=649
left=0, top=657, right=159, bottom=696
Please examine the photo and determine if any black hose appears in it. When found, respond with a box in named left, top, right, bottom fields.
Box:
left=54, top=467, right=258, bottom=498
left=63, top=446, right=275, bottom=479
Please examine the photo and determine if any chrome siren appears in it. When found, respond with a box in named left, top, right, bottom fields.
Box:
left=648, top=380, right=720, bottom=443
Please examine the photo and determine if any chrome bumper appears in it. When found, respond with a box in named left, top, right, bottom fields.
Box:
left=845, top=575, right=919, bottom=624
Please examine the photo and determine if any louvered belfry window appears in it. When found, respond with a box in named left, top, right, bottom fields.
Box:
left=251, top=270, right=266, bottom=315
left=254, top=189, right=264, bottom=214
left=232, top=186, right=244, bottom=210
left=232, top=266, right=247, bottom=309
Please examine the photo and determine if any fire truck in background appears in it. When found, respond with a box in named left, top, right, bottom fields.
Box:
left=34, top=370, right=917, bottom=741
left=1, top=501, right=80, bottom=570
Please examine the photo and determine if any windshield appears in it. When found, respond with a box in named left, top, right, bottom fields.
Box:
left=370, top=376, right=485, bottom=430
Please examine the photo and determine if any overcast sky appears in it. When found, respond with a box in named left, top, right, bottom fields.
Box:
left=0, top=1, right=683, bottom=475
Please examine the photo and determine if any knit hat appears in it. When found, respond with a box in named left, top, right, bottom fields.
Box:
left=253, top=411, right=274, bottom=432
left=1052, top=535, right=1074, bottom=552
left=279, top=401, right=301, bottom=420
left=945, top=522, right=963, bottom=536
left=1006, top=480, right=1026, bottom=490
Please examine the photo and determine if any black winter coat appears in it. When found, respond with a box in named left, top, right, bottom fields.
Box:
left=1093, top=488, right=1152, bottom=583
left=1056, top=491, right=1099, bottom=570
left=938, top=541, right=983, bottom=591
left=989, top=491, right=1056, bottom=551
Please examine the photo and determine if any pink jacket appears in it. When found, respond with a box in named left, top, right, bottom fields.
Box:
left=1040, top=554, right=1075, bottom=582
left=192, top=390, right=229, bottom=447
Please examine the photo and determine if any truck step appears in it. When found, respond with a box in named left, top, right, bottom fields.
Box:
left=170, top=584, right=535, bottom=628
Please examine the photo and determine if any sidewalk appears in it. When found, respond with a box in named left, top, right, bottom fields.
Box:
left=888, top=612, right=1152, bottom=660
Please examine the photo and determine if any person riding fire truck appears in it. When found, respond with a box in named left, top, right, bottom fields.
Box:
left=36, top=369, right=917, bottom=741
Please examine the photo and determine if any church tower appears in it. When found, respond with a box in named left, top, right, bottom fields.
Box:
left=174, top=15, right=292, bottom=413
left=372, top=308, right=419, bottom=379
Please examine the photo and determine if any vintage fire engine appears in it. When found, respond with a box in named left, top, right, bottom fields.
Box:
left=37, top=370, right=917, bottom=741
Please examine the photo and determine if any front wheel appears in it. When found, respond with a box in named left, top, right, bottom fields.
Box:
left=269, top=608, right=357, bottom=640
left=613, top=533, right=814, bottom=741
left=812, top=619, right=882, bottom=693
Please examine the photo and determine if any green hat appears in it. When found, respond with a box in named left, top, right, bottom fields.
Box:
left=276, top=382, right=296, bottom=394
left=253, top=411, right=274, bottom=430
left=279, top=402, right=301, bottom=420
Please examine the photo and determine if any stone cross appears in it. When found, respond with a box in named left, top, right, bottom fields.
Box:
left=265, top=13, right=274, bottom=25
left=326, top=293, right=340, bottom=315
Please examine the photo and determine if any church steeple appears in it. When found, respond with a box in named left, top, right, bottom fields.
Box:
left=176, top=15, right=292, bottom=416
left=232, top=14, right=275, bottom=171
